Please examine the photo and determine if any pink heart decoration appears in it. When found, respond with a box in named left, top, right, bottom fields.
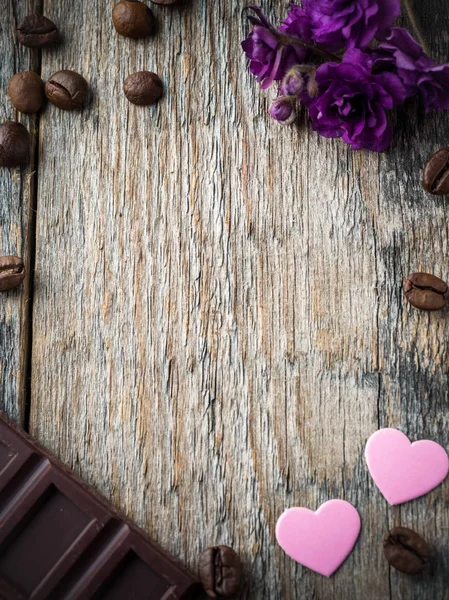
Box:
left=275, top=500, right=361, bottom=577
left=365, top=428, right=449, bottom=505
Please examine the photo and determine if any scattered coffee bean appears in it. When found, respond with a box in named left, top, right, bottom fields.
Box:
left=404, top=272, right=449, bottom=311
left=198, top=545, right=241, bottom=598
left=0, top=122, right=30, bottom=168
left=0, top=257, right=25, bottom=292
left=123, top=71, right=163, bottom=105
left=423, top=148, right=449, bottom=195
left=8, top=71, right=44, bottom=115
left=112, top=1, right=155, bottom=38
left=45, top=70, right=89, bottom=111
left=17, top=14, right=58, bottom=48
left=383, top=527, right=431, bottom=574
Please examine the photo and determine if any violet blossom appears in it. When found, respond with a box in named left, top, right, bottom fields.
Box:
left=279, top=4, right=312, bottom=43
left=374, top=28, right=449, bottom=111
left=305, top=50, right=406, bottom=151
left=241, top=6, right=307, bottom=89
left=241, top=2, right=449, bottom=151
left=269, top=96, right=297, bottom=125
left=303, top=0, right=400, bottom=51
left=280, top=66, right=305, bottom=96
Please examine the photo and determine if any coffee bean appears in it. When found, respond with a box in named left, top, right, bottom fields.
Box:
left=8, top=72, right=44, bottom=115
left=423, top=148, right=449, bottom=195
left=198, top=545, right=241, bottom=598
left=404, top=272, right=449, bottom=311
left=45, top=70, right=89, bottom=111
left=383, top=527, right=431, bottom=574
left=112, top=1, right=155, bottom=38
left=17, top=14, right=58, bottom=48
left=123, top=71, right=163, bottom=105
left=0, top=122, right=30, bottom=168
left=0, top=257, right=25, bottom=292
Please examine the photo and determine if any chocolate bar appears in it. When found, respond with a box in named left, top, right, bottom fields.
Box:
left=0, top=411, right=203, bottom=600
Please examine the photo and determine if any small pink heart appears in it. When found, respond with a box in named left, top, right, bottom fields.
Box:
left=275, top=500, right=361, bottom=577
left=365, top=428, right=449, bottom=505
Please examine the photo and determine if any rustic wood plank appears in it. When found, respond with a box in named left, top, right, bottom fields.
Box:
left=378, top=4, right=449, bottom=599
left=29, top=1, right=449, bottom=598
left=0, top=0, right=40, bottom=424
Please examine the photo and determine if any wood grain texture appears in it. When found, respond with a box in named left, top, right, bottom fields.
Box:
left=0, top=0, right=40, bottom=424
left=23, top=0, right=449, bottom=598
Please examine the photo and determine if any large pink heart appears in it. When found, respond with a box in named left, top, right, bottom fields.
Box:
left=275, top=500, right=361, bottom=577
left=365, top=428, right=449, bottom=505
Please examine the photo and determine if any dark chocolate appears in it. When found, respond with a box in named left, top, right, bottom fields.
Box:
left=0, top=411, right=203, bottom=600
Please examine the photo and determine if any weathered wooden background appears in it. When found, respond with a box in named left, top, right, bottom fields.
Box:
left=1, top=1, right=449, bottom=598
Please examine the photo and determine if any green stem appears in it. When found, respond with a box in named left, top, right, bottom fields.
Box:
left=279, top=34, right=342, bottom=63
left=402, top=0, right=430, bottom=55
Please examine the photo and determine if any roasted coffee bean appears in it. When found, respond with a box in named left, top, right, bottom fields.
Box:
left=123, top=71, right=163, bottom=105
left=383, top=527, right=431, bottom=574
left=423, top=148, right=449, bottom=195
left=8, top=71, right=44, bottom=114
left=198, top=545, right=241, bottom=598
left=0, top=122, right=30, bottom=168
left=0, top=257, right=25, bottom=292
left=112, top=1, right=155, bottom=38
left=17, top=14, right=58, bottom=48
left=45, top=70, right=88, bottom=111
left=404, top=272, right=449, bottom=311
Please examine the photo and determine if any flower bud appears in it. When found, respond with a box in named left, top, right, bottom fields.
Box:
left=281, top=66, right=304, bottom=96
left=269, top=96, right=296, bottom=126
left=306, top=74, right=319, bottom=98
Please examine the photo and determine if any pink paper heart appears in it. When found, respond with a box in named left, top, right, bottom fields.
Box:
left=365, top=428, right=449, bottom=505
left=275, top=500, right=361, bottom=577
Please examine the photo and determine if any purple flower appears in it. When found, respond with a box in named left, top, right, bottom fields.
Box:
left=280, top=66, right=305, bottom=95
left=242, top=6, right=307, bottom=89
left=270, top=96, right=297, bottom=125
left=374, top=28, right=449, bottom=111
left=305, top=49, right=406, bottom=151
left=280, top=4, right=312, bottom=42
left=303, top=0, right=400, bottom=51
